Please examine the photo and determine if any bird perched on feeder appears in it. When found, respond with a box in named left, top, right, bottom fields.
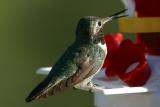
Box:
left=25, top=9, right=127, bottom=102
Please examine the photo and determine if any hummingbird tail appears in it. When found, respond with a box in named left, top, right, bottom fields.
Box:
left=25, top=76, right=76, bottom=102
left=25, top=79, right=51, bottom=102
left=30, top=77, right=77, bottom=101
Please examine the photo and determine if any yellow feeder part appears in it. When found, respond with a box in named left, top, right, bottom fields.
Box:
left=119, top=17, right=160, bottom=33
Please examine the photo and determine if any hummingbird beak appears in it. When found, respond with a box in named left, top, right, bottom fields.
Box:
left=101, top=9, right=128, bottom=25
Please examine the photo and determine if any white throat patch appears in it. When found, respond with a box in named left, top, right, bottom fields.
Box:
left=98, top=42, right=107, bottom=55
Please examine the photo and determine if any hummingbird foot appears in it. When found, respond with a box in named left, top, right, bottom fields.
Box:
left=87, top=82, right=94, bottom=93
left=74, top=81, right=93, bottom=92
left=87, top=81, right=101, bottom=92
left=74, top=81, right=102, bottom=92
left=87, top=81, right=100, bottom=87
left=73, top=76, right=102, bottom=92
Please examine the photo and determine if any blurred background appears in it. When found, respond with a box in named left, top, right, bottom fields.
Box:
left=0, top=0, right=127, bottom=107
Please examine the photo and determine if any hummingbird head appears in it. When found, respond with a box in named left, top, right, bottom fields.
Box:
left=75, top=9, right=127, bottom=44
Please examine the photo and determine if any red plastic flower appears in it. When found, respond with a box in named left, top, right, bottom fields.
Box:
left=103, top=33, right=151, bottom=87
left=102, top=33, right=124, bottom=77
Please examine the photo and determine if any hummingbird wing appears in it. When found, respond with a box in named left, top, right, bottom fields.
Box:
left=26, top=43, right=103, bottom=102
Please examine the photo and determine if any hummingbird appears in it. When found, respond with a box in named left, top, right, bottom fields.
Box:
left=25, top=9, right=127, bottom=102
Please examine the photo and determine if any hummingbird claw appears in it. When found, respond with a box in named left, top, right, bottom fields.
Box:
left=87, top=81, right=98, bottom=87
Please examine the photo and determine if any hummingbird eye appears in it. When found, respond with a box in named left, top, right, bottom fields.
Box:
left=98, top=21, right=101, bottom=26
